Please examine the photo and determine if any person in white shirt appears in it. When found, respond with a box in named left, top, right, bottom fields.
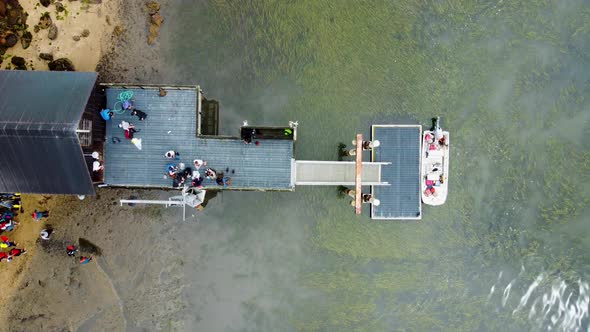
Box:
left=92, top=160, right=103, bottom=172
left=193, top=159, right=207, bottom=169
left=164, top=150, right=180, bottom=160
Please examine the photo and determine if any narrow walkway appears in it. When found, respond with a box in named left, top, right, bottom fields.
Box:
left=294, top=161, right=388, bottom=186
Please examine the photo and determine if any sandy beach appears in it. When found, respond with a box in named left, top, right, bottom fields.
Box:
left=0, top=0, right=184, bottom=331
left=0, top=189, right=194, bottom=331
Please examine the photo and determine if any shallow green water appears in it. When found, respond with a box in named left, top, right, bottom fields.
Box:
left=162, top=1, right=590, bottom=330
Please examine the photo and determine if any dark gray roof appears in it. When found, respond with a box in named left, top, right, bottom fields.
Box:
left=0, top=70, right=97, bottom=195
left=371, top=125, right=422, bottom=219
left=103, top=87, right=294, bottom=190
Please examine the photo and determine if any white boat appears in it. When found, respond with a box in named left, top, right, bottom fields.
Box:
left=421, top=117, right=449, bottom=206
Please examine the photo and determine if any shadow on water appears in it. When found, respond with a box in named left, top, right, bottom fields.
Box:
left=158, top=0, right=590, bottom=330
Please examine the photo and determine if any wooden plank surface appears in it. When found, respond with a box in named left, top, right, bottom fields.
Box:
left=355, top=134, right=363, bottom=214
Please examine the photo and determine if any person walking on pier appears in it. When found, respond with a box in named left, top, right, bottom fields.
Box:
left=130, top=109, right=148, bottom=121
left=193, top=159, right=206, bottom=169
left=215, top=173, right=231, bottom=187
left=165, top=150, right=180, bottom=160
left=344, top=140, right=381, bottom=156
left=205, top=168, right=217, bottom=180
left=166, top=164, right=179, bottom=179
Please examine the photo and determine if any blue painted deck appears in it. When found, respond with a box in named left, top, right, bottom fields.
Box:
left=371, top=125, right=422, bottom=220
left=103, top=87, right=294, bottom=190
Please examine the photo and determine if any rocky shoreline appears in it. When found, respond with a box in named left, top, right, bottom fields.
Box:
left=1, top=0, right=166, bottom=73
left=1, top=0, right=122, bottom=72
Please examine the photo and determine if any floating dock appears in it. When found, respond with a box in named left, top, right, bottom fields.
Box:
left=102, top=85, right=294, bottom=191
left=371, top=125, right=422, bottom=220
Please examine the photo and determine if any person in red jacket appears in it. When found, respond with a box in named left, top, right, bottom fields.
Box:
left=66, top=245, right=77, bottom=257
left=79, top=256, right=92, bottom=265
left=6, top=248, right=26, bottom=262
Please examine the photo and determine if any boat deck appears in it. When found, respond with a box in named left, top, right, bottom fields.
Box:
left=103, top=86, right=294, bottom=191
left=371, top=125, right=422, bottom=220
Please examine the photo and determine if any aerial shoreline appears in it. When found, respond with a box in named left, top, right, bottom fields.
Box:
left=0, top=0, right=182, bottom=330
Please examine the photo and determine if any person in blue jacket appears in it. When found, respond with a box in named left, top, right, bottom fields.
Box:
left=100, top=109, right=114, bottom=121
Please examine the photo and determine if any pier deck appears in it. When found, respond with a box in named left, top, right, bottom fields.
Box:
left=371, top=125, right=422, bottom=220
left=103, top=86, right=294, bottom=191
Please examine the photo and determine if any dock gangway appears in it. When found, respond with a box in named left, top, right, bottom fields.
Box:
left=293, top=160, right=389, bottom=186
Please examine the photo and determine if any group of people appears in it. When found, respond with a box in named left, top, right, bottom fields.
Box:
left=0, top=238, right=26, bottom=262
left=1, top=210, right=19, bottom=232
left=1, top=193, right=22, bottom=233
left=101, top=98, right=147, bottom=150
left=32, top=209, right=93, bottom=264
left=100, top=99, right=148, bottom=122
left=0, top=193, right=21, bottom=212
left=342, top=140, right=381, bottom=157
left=342, top=188, right=381, bottom=207
left=424, top=131, right=448, bottom=152
left=164, top=151, right=233, bottom=188
left=0, top=193, right=26, bottom=263
left=0, top=193, right=93, bottom=266
left=423, top=130, right=447, bottom=197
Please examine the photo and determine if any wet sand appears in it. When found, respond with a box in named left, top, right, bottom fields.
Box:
left=0, top=189, right=198, bottom=331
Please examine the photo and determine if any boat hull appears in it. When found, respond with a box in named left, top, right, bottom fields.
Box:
left=421, top=130, right=449, bottom=206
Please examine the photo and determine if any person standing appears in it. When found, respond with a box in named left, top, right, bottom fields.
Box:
left=164, top=150, right=180, bottom=160
left=215, top=174, right=231, bottom=187
left=205, top=168, right=217, bottom=180
left=166, top=164, right=178, bottom=179
left=92, top=160, right=104, bottom=172
left=66, top=245, right=77, bottom=257
left=40, top=229, right=52, bottom=240
left=193, top=159, right=206, bottom=169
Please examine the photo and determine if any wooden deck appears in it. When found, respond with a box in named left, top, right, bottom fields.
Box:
left=102, top=86, right=294, bottom=191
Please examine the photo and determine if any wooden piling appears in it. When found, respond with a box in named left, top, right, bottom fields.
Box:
left=355, top=134, right=362, bottom=214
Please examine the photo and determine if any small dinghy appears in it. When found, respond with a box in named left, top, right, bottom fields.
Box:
left=421, top=117, right=449, bottom=206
